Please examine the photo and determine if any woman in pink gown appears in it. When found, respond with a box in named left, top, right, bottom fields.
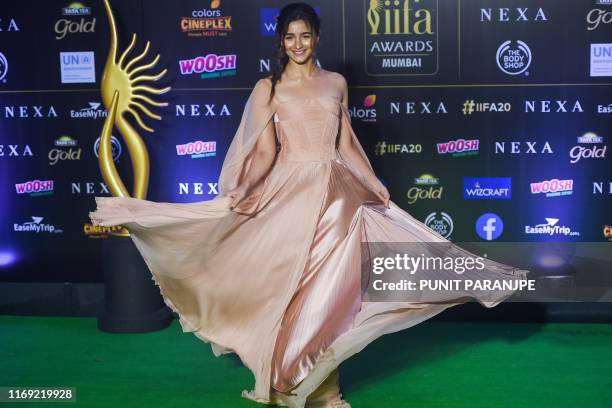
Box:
left=90, top=3, right=528, bottom=407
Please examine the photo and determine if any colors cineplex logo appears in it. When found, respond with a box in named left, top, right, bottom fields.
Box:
left=365, top=0, right=437, bottom=75
left=569, top=133, right=606, bottom=164
left=462, top=100, right=511, bottom=115
left=14, top=217, right=63, bottom=234
left=15, top=180, right=54, bottom=196
left=475, top=213, right=504, bottom=241
left=604, top=225, right=612, bottom=241
left=179, top=53, right=236, bottom=79
left=176, top=140, right=217, bottom=158
left=525, top=218, right=580, bottom=237
left=496, top=40, right=531, bottom=75
left=437, top=139, right=479, bottom=157
left=350, top=95, right=377, bottom=122
left=181, top=5, right=232, bottom=38
left=530, top=179, right=574, bottom=197
left=463, top=177, right=512, bottom=200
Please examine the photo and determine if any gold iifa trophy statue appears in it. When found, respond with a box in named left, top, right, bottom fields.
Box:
left=99, top=0, right=170, bottom=199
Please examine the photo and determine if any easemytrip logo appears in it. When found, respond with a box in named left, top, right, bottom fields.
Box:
left=176, top=140, right=217, bottom=159
left=49, top=136, right=81, bottom=165
left=424, top=212, right=453, bottom=239
left=15, top=180, right=54, bottom=197
left=570, top=132, right=606, bottom=164
left=350, top=95, right=377, bottom=122
left=70, top=102, right=107, bottom=119
left=496, top=40, right=531, bottom=75
left=179, top=53, right=236, bottom=79
left=525, top=218, right=580, bottom=237
left=590, top=44, right=612, bottom=77
left=374, top=141, right=422, bottom=156
left=597, top=103, right=612, bottom=113
left=83, top=223, right=129, bottom=238
left=475, top=213, right=504, bottom=241
left=407, top=174, right=442, bottom=204
left=93, top=135, right=122, bottom=162
left=530, top=179, right=574, bottom=197
left=0, top=52, right=8, bottom=83
left=437, top=139, right=479, bottom=157
left=463, top=177, right=512, bottom=200
left=260, top=6, right=320, bottom=37
left=14, top=217, right=63, bottom=234
left=365, top=0, right=437, bottom=75
left=55, top=3, right=95, bottom=40
left=462, top=100, right=511, bottom=115
left=181, top=1, right=232, bottom=38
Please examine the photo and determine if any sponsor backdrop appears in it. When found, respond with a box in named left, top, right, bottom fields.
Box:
left=0, top=0, right=610, bottom=283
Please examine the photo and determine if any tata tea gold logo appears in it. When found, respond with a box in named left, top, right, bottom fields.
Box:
left=365, top=0, right=437, bottom=76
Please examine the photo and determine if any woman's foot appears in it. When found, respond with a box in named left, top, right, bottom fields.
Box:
left=304, top=369, right=350, bottom=408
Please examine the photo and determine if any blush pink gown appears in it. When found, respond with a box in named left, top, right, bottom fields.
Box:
left=90, top=69, right=528, bottom=407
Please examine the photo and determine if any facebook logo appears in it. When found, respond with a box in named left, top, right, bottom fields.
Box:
left=476, top=213, right=504, bottom=241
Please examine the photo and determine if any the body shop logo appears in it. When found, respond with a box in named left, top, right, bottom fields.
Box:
left=463, top=177, right=512, bottom=200
left=56, top=3, right=95, bottom=40
left=93, top=136, right=122, bottom=162
left=437, top=139, right=479, bottom=157
left=350, top=95, right=377, bottom=122
left=176, top=140, right=217, bottom=158
left=530, top=179, right=574, bottom=197
left=0, top=144, right=33, bottom=157
left=70, top=102, right=107, bottom=119
left=374, top=142, right=422, bottom=156
left=15, top=180, right=54, bottom=196
left=570, top=133, right=606, bottom=164
left=179, top=54, right=236, bottom=79
left=496, top=40, right=531, bottom=75
left=181, top=1, right=232, bottom=38
left=0, top=52, right=8, bottom=83
left=424, top=212, right=453, bottom=239
left=49, top=136, right=81, bottom=165
left=462, top=100, right=511, bottom=115
left=365, top=0, right=437, bottom=75
left=389, top=100, right=448, bottom=115
left=407, top=174, right=442, bottom=204
left=525, top=218, right=580, bottom=237
left=14, top=217, right=63, bottom=234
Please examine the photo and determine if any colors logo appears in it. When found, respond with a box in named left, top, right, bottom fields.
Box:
left=349, top=95, right=377, bottom=122
left=437, top=139, right=479, bottom=157
left=15, top=180, right=54, bottom=196
left=176, top=140, right=217, bottom=158
left=530, top=179, right=574, bottom=197
left=463, top=177, right=512, bottom=200
left=179, top=53, right=236, bottom=78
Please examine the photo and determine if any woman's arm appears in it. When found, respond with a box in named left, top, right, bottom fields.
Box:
left=337, top=75, right=390, bottom=207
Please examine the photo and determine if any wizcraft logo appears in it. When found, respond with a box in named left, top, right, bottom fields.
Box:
left=181, top=1, right=232, bottom=38
left=365, top=0, right=437, bottom=75
left=179, top=53, right=236, bottom=78
left=462, top=100, right=511, bottom=115
left=463, top=177, right=512, bottom=200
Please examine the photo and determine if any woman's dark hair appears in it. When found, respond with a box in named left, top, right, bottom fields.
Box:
left=268, top=2, right=320, bottom=103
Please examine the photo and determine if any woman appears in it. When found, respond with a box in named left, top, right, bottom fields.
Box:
left=90, top=3, right=528, bottom=407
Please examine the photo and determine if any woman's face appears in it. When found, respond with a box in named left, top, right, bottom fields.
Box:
left=282, top=19, right=318, bottom=65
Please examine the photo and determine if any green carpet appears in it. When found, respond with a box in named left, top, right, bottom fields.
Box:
left=0, top=316, right=610, bottom=407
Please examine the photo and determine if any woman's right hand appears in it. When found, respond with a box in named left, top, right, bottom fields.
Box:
left=225, top=184, right=250, bottom=210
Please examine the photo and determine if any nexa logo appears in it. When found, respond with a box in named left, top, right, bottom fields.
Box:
left=480, top=8, right=548, bottom=22
left=0, top=144, right=33, bottom=157
left=178, top=182, right=218, bottom=195
left=2, top=105, right=58, bottom=118
left=494, top=141, right=553, bottom=154
left=524, top=100, right=584, bottom=113
left=175, top=104, right=231, bottom=117
left=71, top=182, right=110, bottom=194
